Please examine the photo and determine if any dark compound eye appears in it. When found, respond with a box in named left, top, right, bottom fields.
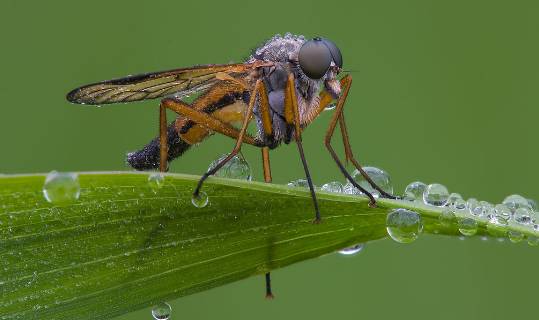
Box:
left=298, top=38, right=332, bottom=79
left=298, top=37, right=343, bottom=79
left=319, top=38, right=342, bottom=69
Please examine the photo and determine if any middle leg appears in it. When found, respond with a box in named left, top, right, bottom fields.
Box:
left=285, top=74, right=321, bottom=222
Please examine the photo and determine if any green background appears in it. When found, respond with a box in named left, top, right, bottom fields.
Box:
left=1, top=1, right=538, bottom=319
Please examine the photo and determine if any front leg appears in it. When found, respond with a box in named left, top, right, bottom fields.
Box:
left=284, top=74, right=321, bottom=222
left=323, top=75, right=378, bottom=205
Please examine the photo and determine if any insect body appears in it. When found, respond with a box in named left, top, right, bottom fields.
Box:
left=67, top=32, right=396, bottom=298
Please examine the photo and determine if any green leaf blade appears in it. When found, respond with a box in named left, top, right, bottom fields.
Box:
left=0, top=172, right=535, bottom=319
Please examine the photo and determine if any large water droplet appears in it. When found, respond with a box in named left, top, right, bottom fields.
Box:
left=403, top=181, right=427, bottom=201
left=208, top=153, right=251, bottom=181
left=513, top=208, right=532, bottom=225
left=42, top=171, right=80, bottom=205
left=423, top=183, right=449, bottom=206
left=386, top=208, right=423, bottom=243
left=321, top=181, right=344, bottom=193
left=338, top=243, right=364, bottom=255
left=152, top=302, right=171, bottom=320
left=502, top=194, right=531, bottom=212
left=458, top=217, right=478, bottom=236
left=344, top=167, right=393, bottom=197
left=191, top=191, right=209, bottom=208
left=148, top=173, right=164, bottom=193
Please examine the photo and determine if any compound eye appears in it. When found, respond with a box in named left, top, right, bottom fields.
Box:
left=298, top=38, right=332, bottom=79
left=319, top=38, right=342, bottom=69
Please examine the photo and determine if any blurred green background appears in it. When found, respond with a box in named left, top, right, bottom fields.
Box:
left=1, top=0, right=538, bottom=319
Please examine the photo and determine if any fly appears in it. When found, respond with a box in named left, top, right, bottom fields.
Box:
left=67, top=33, right=397, bottom=297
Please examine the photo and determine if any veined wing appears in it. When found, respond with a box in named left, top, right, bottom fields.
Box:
left=66, top=61, right=270, bottom=105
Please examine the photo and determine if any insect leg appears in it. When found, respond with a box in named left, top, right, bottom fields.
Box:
left=338, top=111, right=397, bottom=199
left=323, top=76, right=377, bottom=206
left=261, top=146, right=274, bottom=299
left=190, top=80, right=262, bottom=198
left=285, top=74, right=321, bottom=222
left=160, top=98, right=260, bottom=146
left=159, top=103, right=169, bottom=172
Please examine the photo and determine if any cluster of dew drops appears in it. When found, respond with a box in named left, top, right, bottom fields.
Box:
left=287, top=167, right=539, bottom=255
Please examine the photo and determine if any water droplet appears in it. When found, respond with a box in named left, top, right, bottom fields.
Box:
left=502, top=194, right=531, bottom=212
left=513, top=208, right=532, bottom=225
left=527, top=236, right=539, bottom=247
left=527, top=198, right=537, bottom=211
left=151, top=302, right=171, bottom=320
left=325, top=103, right=336, bottom=111
left=344, top=167, right=393, bottom=197
left=493, top=204, right=511, bottom=221
left=42, top=171, right=80, bottom=204
left=467, top=198, right=481, bottom=216
left=479, top=201, right=494, bottom=219
left=208, top=153, right=251, bottom=180
left=386, top=208, right=423, bottom=243
left=458, top=217, right=478, bottom=236
left=439, top=208, right=456, bottom=228
left=191, top=191, right=209, bottom=208
left=486, top=215, right=507, bottom=238
left=338, top=243, right=364, bottom=255
left=403, top=181, right=427, bottom=201
left=321, top=181, right=344, bottom=193
left=446, top=193, right=463, bottom=207
left=148, top=173, right=164, bottom=193
left=423, top=183, right=449, bottom=206
left=508, top=230, right=524, bottom=243
left=452, top=198, right=467, bottom=211
left=287, top=179, right=309, bottom=188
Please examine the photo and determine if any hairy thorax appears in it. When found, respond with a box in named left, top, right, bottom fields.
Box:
left=247, top=33, right=334, bottom=147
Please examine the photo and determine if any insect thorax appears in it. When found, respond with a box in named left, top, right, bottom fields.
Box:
left=248, top=33, right=325, bottom=147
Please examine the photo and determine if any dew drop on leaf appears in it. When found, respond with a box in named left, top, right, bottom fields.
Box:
left=513, top=207, right=532, bottom=225
left=191, top=191, right=209, bottom=208
left=438, top=207, right=456, bottom=228
left=321, top=181, right=344, bottom=193
left=386, top=208, right=423, bottom=243
left=403, top=181, right=427, bottom=201
left=343, top=166, right=393, bottom=197
left=508, top=230, right=524, bottom=243
left=338, top=243, right=364, bottom=255
left=457, top=217, right=478, bottom=236
left=151, top=302, right=171, bottom=320
left=287, top=179, right=310, bottom=188
left=42, top=171, right=80, bottom=204
left=148, top=173, right=165, bottom=193
left=422, top=183, right=449, bottom=207
left=502, top=194, right=531, bottom=212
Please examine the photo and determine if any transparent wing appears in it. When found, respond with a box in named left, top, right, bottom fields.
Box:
left=66, top=62, right=266, bottom=105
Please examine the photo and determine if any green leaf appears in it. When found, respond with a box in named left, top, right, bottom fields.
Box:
left=0, top=172, right=536, bottom=319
